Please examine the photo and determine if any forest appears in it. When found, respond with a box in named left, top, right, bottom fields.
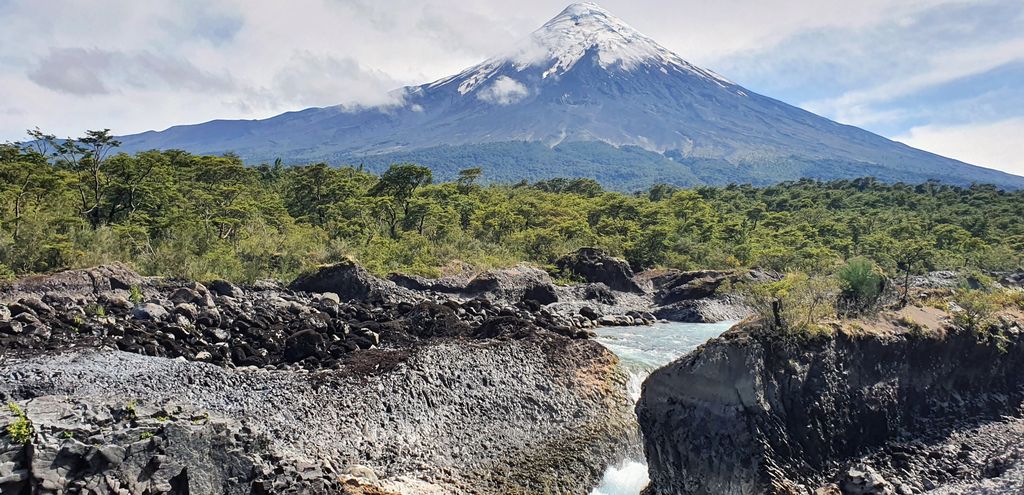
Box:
left=1, top=129, right=1022, bottom=284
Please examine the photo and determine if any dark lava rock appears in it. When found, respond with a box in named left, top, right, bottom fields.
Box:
left=996, top=270, right=1024, bottom=289
left=464, top=265, right=558, bottom=303
left=0, top=396, right=371, bottom=495
left=289, top=260, right=398, bottom=302
left=522, top=283, right=558, bottom=305
left=389, top=272, right=470, bottom=294
left=284, top=329, right=325, bottom=363
left=207, top=279, right=244, bottom=298
left=474, top=316, right=539, bottom=340
left=652, top=296, right=750, bottom=323
left=582, top=283, right=617, bottom=305
left=556, top=248, right=643, bottom=293
left=0, top=263, right=140, bottom=298
left=131, top=303, right=169, bottom=321
left=0, top=319, right=23, bottom=335
left=637, top=323, right=1024, bottom=495
left=652, top=269, right=737, bottom=305
left=579, top=306, right=600, bottom=321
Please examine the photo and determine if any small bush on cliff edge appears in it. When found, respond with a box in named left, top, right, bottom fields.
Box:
left=952, top=289, right=997, bottom=332
left=737, top=273, right=838, bottom=334
left=836, top=257, right=886, bottom=315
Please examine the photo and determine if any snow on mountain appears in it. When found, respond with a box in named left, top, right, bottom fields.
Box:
left=115, top=3, right=1024, bottom=190
left=430, top=2, right=733, bottom=98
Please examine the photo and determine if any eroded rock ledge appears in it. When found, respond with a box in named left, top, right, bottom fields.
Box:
left=0, top=263, right=636, bottom=494
left=637, top=321, right=1024, bottom=495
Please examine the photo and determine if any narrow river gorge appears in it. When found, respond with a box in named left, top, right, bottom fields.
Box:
left=590, top=321, right=736, bottom=495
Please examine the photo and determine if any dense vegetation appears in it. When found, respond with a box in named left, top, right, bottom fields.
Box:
left=1, top=129, right=1022, bottom=284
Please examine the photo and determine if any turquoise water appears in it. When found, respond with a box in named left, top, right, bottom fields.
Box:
left=590, top=321, right=735, bottom=495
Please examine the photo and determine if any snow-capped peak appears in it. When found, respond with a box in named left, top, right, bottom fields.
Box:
left=431, top=2, right=733, bottom=95
left=523, top=2, right=672, bottom=74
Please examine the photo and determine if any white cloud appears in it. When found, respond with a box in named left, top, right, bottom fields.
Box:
left=0, top=0, right=1019, bottom=146
left=28, top=47, right=236, bottom=96
left=805, top=37, right=1024, bottom=126
left=476, top=76, right=529, bottom=105
left=894, top=118, right=1024, bottom=176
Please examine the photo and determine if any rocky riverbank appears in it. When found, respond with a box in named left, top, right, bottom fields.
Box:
left=0, top=259, right=652, bottom=494
left=636, top=305, right=1024, bottom=495
left=0, top=248, right=763, bottom=494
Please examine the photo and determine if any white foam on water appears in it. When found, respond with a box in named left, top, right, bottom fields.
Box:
left=591, top=459, right=650, bottom=495
left=624, top=369, right=645, bottom=403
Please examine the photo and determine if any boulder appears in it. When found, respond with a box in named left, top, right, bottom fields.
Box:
left=522, top=284, right=558, bottom=305
left=840, top=464, right=895, bottom=495
left=132, top=303, right=169, bottom=321
left=389, top=272, right=471, bottom=294
left=651, top=269, right=773, bottom=306
left=15, top=296, right=53, bottom=315
left=289, top=260, right=401, bottom=303
left=0, top=319, right=23, bottom=335
left=653, top=270, right=730, bottom=304
left=579, top=306, right=600, bottom=321
left=555, top=248, right=643, bottom=293
left=465, top=265, right=559, bottom=304
left=582, top=283, right=617, bottom=305
left=998, top=270, right=1024, bottom=289
left=99, top=294, right=133, bottom=310
left=173, top=303, right=199, bottom=321
left=0, top=263, right=141, bottom=299
left=0, top=304, right=10, bottom=321
left=283, top=329, right=325, bottom=363
left=207, top=280, right=244, bottom=299
left=169, top=287, right=201, bottom=305
left=653, top=296, right=751, bottom=323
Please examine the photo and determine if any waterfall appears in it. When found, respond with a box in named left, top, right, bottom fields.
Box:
left=589, top=321, right=734, bottom=495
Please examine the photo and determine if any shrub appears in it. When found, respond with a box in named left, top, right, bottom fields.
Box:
left=124, top=400, right=138, bottom=420
left=85, top=304, right=106, bottom=317
left=737, top=272, right=839, bottom=334
left=0, top=263, right=14, bottom=282
left=128, top=286, right=143, bottom=304
left=992, top=289, right=1024, bottom=310
left=5, top=402, right=33, bottom=445
left=836, top=257, right=885, bottom=315
left=952, top=289, right=997, bottom=332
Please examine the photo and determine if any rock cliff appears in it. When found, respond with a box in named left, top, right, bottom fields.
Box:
left=637, top=320, right=1024, bottom=495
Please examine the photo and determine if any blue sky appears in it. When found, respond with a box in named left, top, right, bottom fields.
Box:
left=2, top=0, right=1022, bottom=176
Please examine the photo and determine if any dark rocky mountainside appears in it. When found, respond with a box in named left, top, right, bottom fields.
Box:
left=637, top=320, right=1024, bottom=495
left=113, top=3, right=1024, bottom=189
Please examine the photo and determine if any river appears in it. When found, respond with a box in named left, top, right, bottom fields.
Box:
left=589, top=321, right=736, bottom=495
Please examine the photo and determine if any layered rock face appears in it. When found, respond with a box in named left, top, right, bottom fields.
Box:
left=0, top=264, right=635, bottom=494
left=556, top=248, right=645, bottom=293
left=637, top=323, right=1024, bottom=495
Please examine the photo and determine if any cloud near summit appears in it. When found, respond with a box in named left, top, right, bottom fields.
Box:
left=477, top=77, right=530, bottom=105
left=1, top=0, right=1022, bottom=176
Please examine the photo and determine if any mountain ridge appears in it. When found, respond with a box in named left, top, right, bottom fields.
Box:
left=116, top=2, right=1024, bottom=189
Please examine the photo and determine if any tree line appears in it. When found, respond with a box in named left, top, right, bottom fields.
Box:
left=1, top=129, right=1022, bottom=283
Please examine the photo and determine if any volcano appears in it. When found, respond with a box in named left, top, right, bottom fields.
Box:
left=117, top=3, right=1024, bottom=189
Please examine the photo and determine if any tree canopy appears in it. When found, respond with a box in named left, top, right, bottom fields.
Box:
left=1, top=130, right=1021, bottom=282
